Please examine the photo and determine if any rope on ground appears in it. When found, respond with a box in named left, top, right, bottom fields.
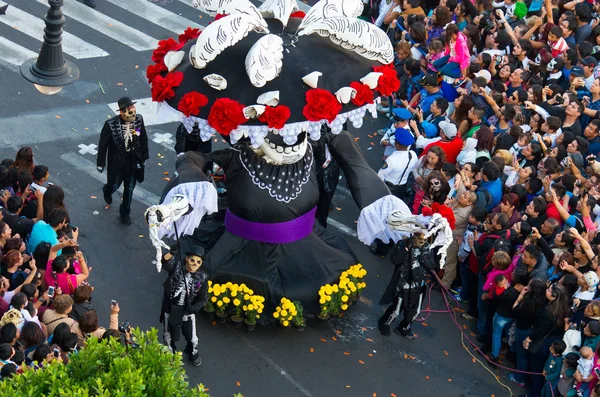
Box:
left=416, top=270, right=557, bottom=397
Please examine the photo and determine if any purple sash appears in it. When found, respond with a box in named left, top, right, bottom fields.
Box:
left=225, top=207, right=317, bottom=244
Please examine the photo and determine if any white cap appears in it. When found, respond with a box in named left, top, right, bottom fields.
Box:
left=474, top=70, right=492, bottom=84
left=439, top=120, right=458, bottom=139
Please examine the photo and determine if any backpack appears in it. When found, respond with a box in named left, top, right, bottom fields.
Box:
left=469, top=230, right=512, bottom=274
left=475, top=188, right=494, bottom=212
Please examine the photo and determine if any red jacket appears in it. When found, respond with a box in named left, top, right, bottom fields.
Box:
left=420, top=137, right=464, bottom=164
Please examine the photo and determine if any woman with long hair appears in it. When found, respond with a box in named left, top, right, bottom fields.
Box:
left=451, top=94, right=474, bottom=137
left=44, top=241, right=88, bottom=296
left=474, top=126, right=494, bottom=167
left=525, top=283, right=570, bottom=396
left=13, top=147, right=34, bottom=174
left=509, top=278, right=548, bottom=387
left=427, top=6, right=452, bottom=44
left=411, top=146, right=446, bottom=213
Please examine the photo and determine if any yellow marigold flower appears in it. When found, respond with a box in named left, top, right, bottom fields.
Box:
left=208, top=280, right=213, bottom=286
left=341, top=295, right=349, bottom=302
left=211, top=296, right=217, bottom=303
left=213, top=285, right=220, bottom=295
left=248, top=304, right=254, bottom=311
left=213, top=290, right=221, bottom=297
left=208, top=287, right=213, bottom=293
left=256, top=315, right=260, bottom=319
left=350, top=286, right=357, bottom=292
left=326, top=296, right=331, bottom=301
left=223, top=297, right=230, bottom=304
left=283, top=320, right=289, bottom=327
left=341, top=304, right=348, bottom=310
left=273, top=312, right=280, bottom=319
left=217, top=301, right=223, bottom=307
left=225, top=282, right=233, bottom=288
left=233, top=298, right=241, bottom=306
left=231, top=291, right=237, bottom=297
left=332, top=285, right=339, bottom=292
left=281, top=310, right=288, bottom=317
left=258, top=308, right=263, bottom=314
left=243, top=305, right=248, bottom=311
left=244, top=294, right=250, bottom=300
left=341, top=271, right=348, bottom=278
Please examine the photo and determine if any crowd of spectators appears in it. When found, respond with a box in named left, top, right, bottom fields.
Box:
left=0, top=147, right=119, bottom=380
left=370, top=0, right=600, bottom=395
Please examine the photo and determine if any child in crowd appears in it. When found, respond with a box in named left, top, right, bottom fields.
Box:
left=482, top=251, right=514, bottom=296
left=575, top=346, right=594, bottom=395
left=425, top=39, right=445, bottom=73
left=558, top=353, right=579, bottom=397
left=30, top=165, right=49, bottom=194
left=548, top=26, right=569, bottom=58
left=541, top=340, right=566, bottom=397
left=572, top=271, right=599, bottom=310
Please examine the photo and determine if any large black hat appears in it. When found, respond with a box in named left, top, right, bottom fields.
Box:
left=117, top=96, right=136, bottom=111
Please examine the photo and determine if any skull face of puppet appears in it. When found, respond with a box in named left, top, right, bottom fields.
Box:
left=547, top=58, right=558, bottom=72
left=185, top=255, right=203, bottom=273
left=120, top=105, right=137, bottom=122
left=430, top=178, right=443, bottom=193
left=257, top=131, right=308, bottom=165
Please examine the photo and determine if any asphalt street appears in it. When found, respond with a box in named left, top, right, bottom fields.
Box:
left=1, top=0, right=511, bottom=396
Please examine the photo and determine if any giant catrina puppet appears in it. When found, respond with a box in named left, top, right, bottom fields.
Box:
left=144, top=0, right=453, bottom=313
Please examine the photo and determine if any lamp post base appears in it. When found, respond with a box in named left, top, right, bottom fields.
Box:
left=20, top=58, right=80, bottom=89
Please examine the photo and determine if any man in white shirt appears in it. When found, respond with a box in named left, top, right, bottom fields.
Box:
left=378, top=127, right=418, bottom=205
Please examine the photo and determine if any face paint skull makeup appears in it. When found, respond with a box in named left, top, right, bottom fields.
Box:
left=121, top=106, right=137, bottom=122
left=186, top=255, right=203, bottom=273
left=430, top=178, right=442, bottom=192
left=547, top=58, right=558, bottom=72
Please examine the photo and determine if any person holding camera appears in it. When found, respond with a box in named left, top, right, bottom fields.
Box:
left=96, top=96, right=149, bottom=226
left=160, top=244, right=209, bottom=367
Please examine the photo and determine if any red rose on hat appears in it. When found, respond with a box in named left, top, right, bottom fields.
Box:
left=372, top=64, right=400, bottom=97
left=177, top=91, right=209, bottom=117
left=152, top=38, right=184, bottom=64
left=303, top=88, right=342, bottom=123
left=207, top=98, right=247, bottom=136
left=258, top=105, right=291, bottom=129
left=151, top=71, right=184, bottom=102
left=422, top=202, right=456, bottom=230
left=349, top=82, right=374, bottom=107
left=146, top=62, right=167, bottom=84
left=290, top=10, right=306, bottom=18
left=178, top=27, right=201, bottom=44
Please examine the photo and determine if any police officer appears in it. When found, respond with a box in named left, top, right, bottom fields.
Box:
left=380, top=108, right=412, bottom=159
left=378, top=127, right=417, bottom=205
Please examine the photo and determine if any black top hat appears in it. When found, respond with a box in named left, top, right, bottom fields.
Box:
left=180, top=240, right=205, bottom=258
left=117, top=96, right=136, bottom=111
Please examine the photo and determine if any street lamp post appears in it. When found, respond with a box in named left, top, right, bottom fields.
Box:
left=20, top=0, right=79, bottom=95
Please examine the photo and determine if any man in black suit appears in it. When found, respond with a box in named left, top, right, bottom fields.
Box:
left=97, top=97, right=149, bottom=225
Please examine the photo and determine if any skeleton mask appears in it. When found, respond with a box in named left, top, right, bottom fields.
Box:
left=412, top=232, right=426, bottom=247
left=186, top=255, right=203, bottom=273
left=547, top=58, right=558, bottom=72
left=430, top=178, right=442, bottom=192
left=258, top=131, right=308, bottom=165
left=121, top=106, right=136, bottom=122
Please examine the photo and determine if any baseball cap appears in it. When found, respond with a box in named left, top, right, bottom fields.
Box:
left=582, top=56, right=598, bottom=67
left=394, top=127, right=415, bottom=146
left=392, top=107, right=412, bottom=121
left=420, top=73, right=439, bottom=87
left=439, top=120, right=458, bottom=139
left=571, top=66, right=585, bottom=77
left=421, top=121, right=438, bottom=138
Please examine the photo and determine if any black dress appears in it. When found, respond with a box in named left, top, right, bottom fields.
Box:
left=201, top=144, right=357, bottom=312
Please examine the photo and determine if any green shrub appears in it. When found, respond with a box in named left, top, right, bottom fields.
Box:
left=0, top=328, right=214, bottom=397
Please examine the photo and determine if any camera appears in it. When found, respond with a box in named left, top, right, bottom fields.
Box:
left=555, top=96, right=564, bottom=105
left=476, top=224, right=486, bottom=233
left=119, top=321, right=131, bottom=334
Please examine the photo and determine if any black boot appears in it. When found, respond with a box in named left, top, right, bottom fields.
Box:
left=378, top=316, right=391, bottom=336
left=120, top=214, right=132, bottom=225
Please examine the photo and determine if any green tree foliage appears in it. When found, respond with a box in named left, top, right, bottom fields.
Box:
left=0, top=328, right=214, bottom=397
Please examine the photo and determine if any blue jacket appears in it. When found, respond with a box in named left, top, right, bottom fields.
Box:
left=480, top=179, right=503, bottom=211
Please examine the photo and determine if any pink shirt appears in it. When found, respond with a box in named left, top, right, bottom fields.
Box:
left=45, top=260, right=78, bottom=295
left=445, top=32, right=470, bottom=71
left=483, top=255, right=518, bottom=292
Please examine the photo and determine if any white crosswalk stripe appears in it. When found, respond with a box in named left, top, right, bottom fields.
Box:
left=33, top=0, right=159, bottom=51
left=103, top=0, right=203, bottom=35
left=0, top=0, right=109, bottom=59
left=0, top=36, right=37, bottom=71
